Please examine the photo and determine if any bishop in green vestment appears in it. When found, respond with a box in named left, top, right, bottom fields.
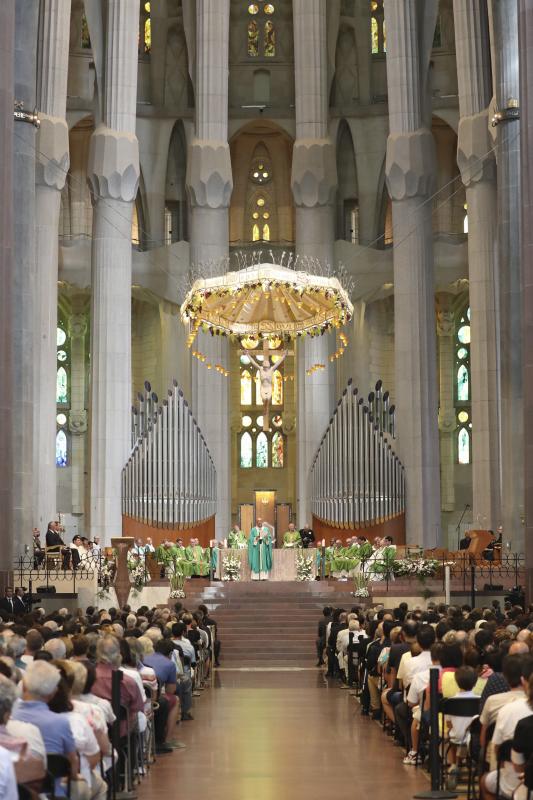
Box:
left=186, top=538, right=210, bottom=577
left=248, top=518, right=273, bottom=580
left=228, top=525, right=248, bottom=549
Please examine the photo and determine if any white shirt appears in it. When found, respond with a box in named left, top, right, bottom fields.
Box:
left=480, top=690, right=527, bottom=729
left=64, top=710, right=99, bottom=786
left=5, top=718, right=46, bottom=764
left=79, top=693, right=116, bottom=725
left=0, top=746, right=17, bottom=800
left=172, top=636, right=196, bottom=665
left=403, top=650, right=432, bottom=688
left=492, top=697, right=532, bottom=747
left=407, top=666, right=439, bottom=706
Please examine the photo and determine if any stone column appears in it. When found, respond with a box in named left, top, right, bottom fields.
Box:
left=34, top=0, right=71, bottom=532
left=384, top=0, right=441, bottom=546
left=68, top=309, right=88, bottom=520
left=186, top=0, right=232, bottom=538
left=292, top=0, right=337, bottom=524
left=490, top=1, right=523, bottom=549
left=0, top=0, right=15, bottom=578
left=518, top=0, right=533, bottom=599
left=87, top=0, right=140, bottom=543
left=454, top=0, right=501, bottom=531
left=436, top=296, right=456, bottom=517
left=13, top=0, right=39, bottom=553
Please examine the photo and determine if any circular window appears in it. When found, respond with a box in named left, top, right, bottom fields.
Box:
left=458, top=411, right=469, bottom=424
left=248, top=3, right=259, bottom=13
left=240, top=355, right=251, bottom=365
left=242, top=415, right=252, bottom=427
left=256, top=197, right=265, bottom=207
left=257, top=415, right=264, bottom=427
left=57, top=350, right=67, bottom=362
left=457, top=325, right=471, bottom=344
left=56, top=413, right=67, bottom=426
left=265, top=3, right=275, bottom=13
left=457, top=347, right=468, bottom=360
left=272, top=415, right=282, bottom=427
left=263, top=212, right=270, bottom=220
left=252, top=211, right=259, bottom=220
left=57, top=328, right=66, bottom=346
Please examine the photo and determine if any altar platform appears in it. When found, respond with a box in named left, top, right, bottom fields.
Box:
left=212, top=547, right=318, bottom=581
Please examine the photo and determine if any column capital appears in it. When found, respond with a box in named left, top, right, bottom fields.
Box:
left=68, top=313, right=88, bottom=338
left=457, top=109, right=496, bottom=187
left=35, top=114, right=69, bottom=191
left=291, top=138, right=337, bottom=208
left=69, top=409, right=88, bottom=436
left=385, top=128, right=436, bottom=201
left=438, top=409, right=456, bottom=433
left=87, top=124, right=140, bottom=203
left=186, top=139, right=233, bottom=209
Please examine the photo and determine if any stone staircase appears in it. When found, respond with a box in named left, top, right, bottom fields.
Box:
left=183, top=580, right=356, bottom=667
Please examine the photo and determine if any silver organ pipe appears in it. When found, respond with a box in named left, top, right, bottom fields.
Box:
left=309, top=379, right=405, bottom=529
left=122, top=381, right=217, bottom=528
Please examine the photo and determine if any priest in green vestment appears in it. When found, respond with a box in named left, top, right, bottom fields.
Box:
left=228, top=525, right=248, bottom=549
left=282, top=522, right=302, bottom=548
left=185, top=537, right=210, bottom=577
left=248, top=518, right=273, bottom=580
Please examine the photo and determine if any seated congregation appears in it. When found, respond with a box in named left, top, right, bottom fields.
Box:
left=322, top=599, right=533, bottom=798
left=0, top=598, right=218, bottom=798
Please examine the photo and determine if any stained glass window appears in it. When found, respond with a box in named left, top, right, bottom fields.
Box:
left=56, top=367, right=68, bottom=404
left=81, top=14, right=91, bottom=48
left=455, top=306, right=471, bottom=463
left=253, top=224, right=260, bottom=241
left=256, top=432, right=268, bottom=467
left=264, top=20, right=275, bottom=56
left=371, top=0, right=386, bottom=54
left=56, top=430, right=68, bottom=467
left=458, top=428, right=470, bottom=465
left=248, top=20, right=259, bottom=56
left=241, top=370, right=252, bottom=405
left=272, top=369, right=283, bottom=405
left=272, top=432, right=284, bottom=468
left=242, top=415, right=252, bottom=427
left=240, top=432, right=253, bottom=468
left=262, top=223, right=270, bottom=241
left=255, top=370, right=262, bottom=405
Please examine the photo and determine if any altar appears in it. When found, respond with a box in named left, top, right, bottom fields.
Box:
left=213, top=548, right=318, bottom=582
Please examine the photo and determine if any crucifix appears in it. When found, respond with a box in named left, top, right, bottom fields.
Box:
left=240, top=338, right=294, bottom=431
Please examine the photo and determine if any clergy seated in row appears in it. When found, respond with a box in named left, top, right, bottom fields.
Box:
left=282, top=523, right=302, bottom=548
left=153, top=538, right=209, bottom=577
left=228, top=525, right=248, bottom=549
left=248, top=518, right=273, bottom=581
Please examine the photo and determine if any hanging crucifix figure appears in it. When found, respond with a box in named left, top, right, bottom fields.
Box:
left=246, top=339, right=290, bottom=430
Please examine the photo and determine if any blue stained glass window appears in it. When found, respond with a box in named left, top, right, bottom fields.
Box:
left=256, top=432, right=268, bottom=468
left=56, top=430, right=68, bottom=467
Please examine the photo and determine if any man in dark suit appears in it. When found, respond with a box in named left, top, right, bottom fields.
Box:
left=316, top=606, right=332, bottom=666
left=0, top=587, right=24, bottom=617
left=45, top=520, right=71, bottom=568
left=299, top=522, right=315, bottom=549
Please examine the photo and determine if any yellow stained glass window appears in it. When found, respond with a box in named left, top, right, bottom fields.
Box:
left=252, top=224, right=260, bottom=241
left=264, top=20, right=275, bottom=56
left=257, top=197, right=265, bottom=207
left=272, top=369, right=283, bottom=405
left=248, top=3, right=259, bottom=13
left=262, top=223, right=270, bottom=241
left=241, top=370, right=252, bottom=405
left=255, top=370, right=262, bottom=405
left=144, top=18, right=151, bottom=53
left=265, top=4, right=275, bottom=14
left=248, top=20, right=259, bottom=56
left=371, top=17, right=379, bottom=54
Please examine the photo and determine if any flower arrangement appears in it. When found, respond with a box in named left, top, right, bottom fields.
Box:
left=295, top=553, right=314, bottom=582
left=352, top=573, right=370, bottom=598
left=127, top=555, right=150, bottom=594
left=167, top=557, right=187, bottom=599
left=392, top=558, right=442, bottom=578
left=222, top=554, right=242, bottom=581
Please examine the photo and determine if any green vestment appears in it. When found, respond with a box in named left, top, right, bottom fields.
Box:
left=228, top=530, right=248, bottom=549
left=248, top=526, right=273, bottom=575
left=282, top=530, right=302, bottom=548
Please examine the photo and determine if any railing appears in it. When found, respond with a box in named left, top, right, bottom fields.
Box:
left=12, top=553, right=99, bottom=600
left=122, top=380, right=217, bottom=527
left=310, top=378, right=404, bottom=527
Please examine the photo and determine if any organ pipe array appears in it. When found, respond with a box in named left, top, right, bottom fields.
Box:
left=310, top=379, right=405, bottom=527
left=122, top=380, right=217, bottom=526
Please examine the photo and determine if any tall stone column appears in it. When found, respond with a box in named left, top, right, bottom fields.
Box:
left=384, top=0, right=441, bottom=546
left=13, top=0, right=39, bottom=553
left=0, top=0, right=15, bottom=579
left=490, top=1, right=523, bottom=549
left=186, top=0, right=232, bottom=537
left=34, top=0, right=71, bottom=532
left=436, top=296, right=456, bottom=517
left=454, top=0, right=501, bottom=531
left=68, top=309, right=88, bottom=519
left=518, top=0, right=533, bottom=599
left=87, top=1, right=140, bottom=543
left=292, top=0, right=337, bottom=524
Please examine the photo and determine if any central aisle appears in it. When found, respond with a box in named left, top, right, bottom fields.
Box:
left=137, top=670, right=428, bottom=800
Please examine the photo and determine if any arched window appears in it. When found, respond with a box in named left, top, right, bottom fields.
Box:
left=241, top=370, right=252, bottom=405
left=256, top=432, right=269, bottom=467
left=455, top=306, right=471, bottom=464
left=81, top=14, right=91, bottom=49
left=272, top=431, right=284, bottom=468
left=255, top=369, right=262, bottom=405
left=240, top=432, right=253, bottom=468
left=247, top=2, right=276, bottom=58
left=56, top=317, right=70, bottom=467
left=371, top=0, right=386, bottom=55
left=139, top=1, right=151, bottom=55
left=272, top=369, right=283, bottom=405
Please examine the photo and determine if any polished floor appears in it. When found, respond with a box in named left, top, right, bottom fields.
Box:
left=137, top=671, right=429, bottom=800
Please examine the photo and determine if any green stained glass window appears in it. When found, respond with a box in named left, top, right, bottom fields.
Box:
left=457, top=364, right=469, bottom=402
left=256, top=432, right=268, bottom=467
left=56, top=367, right=68, bottom=404
left=272, top=432, right=284, bottom=468
left=240, top=432, right=253, bottom=468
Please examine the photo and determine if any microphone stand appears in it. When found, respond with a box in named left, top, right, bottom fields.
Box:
left=456, top=504, right=470, bottom=550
